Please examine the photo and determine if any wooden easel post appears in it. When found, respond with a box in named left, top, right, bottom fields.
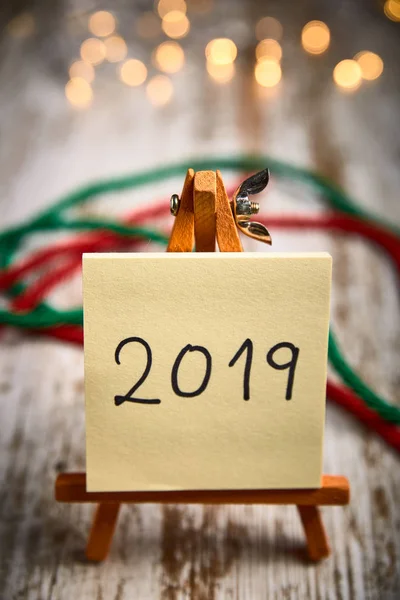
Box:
left=55, top=169, right=350, bottom=562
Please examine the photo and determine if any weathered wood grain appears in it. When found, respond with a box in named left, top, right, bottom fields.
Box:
left=0, top=0, right=399, bottom=599
left=56, top=473, right=349, bottom=564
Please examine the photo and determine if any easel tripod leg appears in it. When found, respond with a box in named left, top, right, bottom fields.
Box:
left=86, top=502, right=121, bottom=561
left=297, top=505, right=330, bottom=561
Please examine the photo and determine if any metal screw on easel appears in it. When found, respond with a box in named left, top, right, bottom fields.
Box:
left=235, top=198, right=260, bottom=216
left=232, top=168, right=272, bottom=244
left=170, top=194, right=180, bottom=216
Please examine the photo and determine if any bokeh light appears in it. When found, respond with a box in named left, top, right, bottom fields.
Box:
left=146, top=75, right=174, bottom=106
left=137, top=11, right=162, bottom=38
left=104, top=35, right=128, bottom=62
left=7, top=12, right=36, bottom=38
left=254, top=59, right=282, bottom=87
left=207, top=62, right=235, bottom=84
left=88, top=11, right=116, bottom=37
left=157, top=0, right=187, bottom=18
left=205, top=38, right=237, bottom=65
left=301, top=21, right=330, bottom=55
left=153, top=41, right=185, bottom=73
left=65, top=77, right=93, bottom=109
left=69, top=60, right=95, bottom=83
left=119, top=59, right=148, bottom=86
left=255, top=16, right=283, bottom=41
left=80, top=38, right=106, bottom=65
left=162, top=11, right=190, bottom=38
left=256, top=39, right=282, bottom=63
left=384, top=0, right=400, bottom=21
left=333, top=59, right=362, bottom=92
left=354, top=51, right=384, bottom=81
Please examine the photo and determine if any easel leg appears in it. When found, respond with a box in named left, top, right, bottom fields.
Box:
left=86, top=502, right=121, bottom=561
left=297, top=505, right=330, bottom=561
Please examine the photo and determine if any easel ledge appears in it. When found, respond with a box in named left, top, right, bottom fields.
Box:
left=56, top=473, right=349, bottom=506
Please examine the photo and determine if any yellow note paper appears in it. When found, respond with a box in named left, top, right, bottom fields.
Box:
left=83, top=252, right=332, bottom=492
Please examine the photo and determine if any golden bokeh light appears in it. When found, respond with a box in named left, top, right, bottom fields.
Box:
left=254, top=58, right=282, bottom=88
left=333, top=59, right=362, bottom=92
left=354, top=51, right=384, bottom=81
left=80, top=38, right=106, bottom=65
left=7, top=12, right=36, bottom=38
left=104, top=35, right=128, bottom=62
left=256, top=39, right=282, bottom=63
left=301, top=20, right=330, bottom=55
left=255, top=16, right=283, bottom=41
left=205, top=38, right=237, bottom=65
left=153, top=41, right=185, bottom=73
left=162, top=11, right=190, bottom=38
left=65, top=77, right=93, bottom=109
left=119, top=59, right=148, bottom=86
left=69, top=60, right=95, bottom=83
left=384, top=0, right=400, bottom=21
left=157, top=0, right=187, bottom=18
left=137, top=11, right=161, bottom=38
left=88, top=11, right=116, bottom=37
left=206, top=62, right=235, bottom=84
left=146, top=75, right=174, bottom=106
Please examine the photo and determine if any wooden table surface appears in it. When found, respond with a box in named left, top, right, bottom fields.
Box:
left=0, top=1, right=399, bottom=599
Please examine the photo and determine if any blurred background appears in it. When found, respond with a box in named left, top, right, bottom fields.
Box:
left=0, top=0, right=399, bottom=228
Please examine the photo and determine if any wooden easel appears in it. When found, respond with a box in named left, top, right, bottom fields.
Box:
left=55, top=169, right=350, bottom=562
